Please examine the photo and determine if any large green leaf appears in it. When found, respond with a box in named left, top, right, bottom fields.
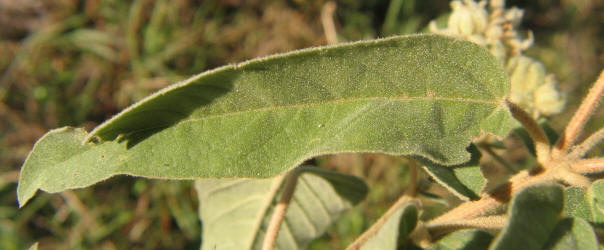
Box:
left=542, top=217, right=598, bottom=250
left=490, top=184, right=564, bottom=250
left=17, top=34, right=513, bottom=206
left=359, top=202, right=418, bottom=250
left=429, top=229, right=493, bottom=250
left=195, top=167, right=368, bottom=250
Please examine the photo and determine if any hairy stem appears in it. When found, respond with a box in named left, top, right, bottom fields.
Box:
left=262, top=170, right=300, bottom=250
left=506, top=100, right=551, bottom=165
left=346, top=195, right=415, bottom=250
left=428, top=169, right=552, bottom=226
left=569, top=127, right=604, bottom=159
left=427, top=215, right=507, bottom=238
left=570, top=158, right=604, bottom=174
left=554, top=69, right=604, bottom=156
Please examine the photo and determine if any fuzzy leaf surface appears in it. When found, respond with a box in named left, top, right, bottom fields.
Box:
left=542, top=217, right=598, bottom=250
left=195, top=167, right=368, bottom=250
left=17, top=34, right=512, bottom=206
left=587, top=180, right=604, bottom=228
left=490, top=184, right=564, bottom=250
left=429, top=229, right=493, bottom=250
left=564, top=187, right=593, bottom=221
left=421, top=144, right=484, bottom=200
left=563, top=181, right=604, bottom=230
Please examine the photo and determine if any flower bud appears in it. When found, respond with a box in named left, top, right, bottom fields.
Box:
left=534, top=78, right=565, bottom=115
left=448, top=1, right=488, bottom=35
left=507, top=55, right=545, bottom=93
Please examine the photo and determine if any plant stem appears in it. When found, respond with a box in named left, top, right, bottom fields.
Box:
left=506, top=100, right=551, bottom=165
left=427, top=215, right=507, bottom=238
left=261, top=170, right=300, bottom=250
left=570, top=158, right=604, bottom=174
left=346, top=195, right=415, bottom=250
left=554, top=69, right=604, bottom=156
left=428, top=168, right=552, bottom=226
left=321, top=1, right=338, bottom=45
left=569, top=127, right=604, bottom=159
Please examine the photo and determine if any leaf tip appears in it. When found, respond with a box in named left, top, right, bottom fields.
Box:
left=16, top=181, right=37, bottom=208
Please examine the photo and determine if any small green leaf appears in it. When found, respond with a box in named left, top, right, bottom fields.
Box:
left=429, top=229, right=493, bottom=250
left=195, top=167, right=368, bottom=250
left=587, top=180, right=604, bottom=229
left=542, top=217, right=598, bottom=250
left=359, top=203, right=418, bottom=250
left=490, top=184, right=564, bottom=250
left=564, top=187, right=593, bottom=221
left=18, top=34, right=513, bottom=206
left=422, top=144, right=484, bottom=200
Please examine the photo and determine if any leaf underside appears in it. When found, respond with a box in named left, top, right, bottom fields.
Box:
left=17, top=34, right=512, bottom=206
left=359, top=202, right=418, bottom=250
left=429, top=229, right=493, bottom=250
left=421, top=144, right=485, bottom=200
left=195, top=167, right=368, bottom=250
left=490, top=184, right=564, bottom=250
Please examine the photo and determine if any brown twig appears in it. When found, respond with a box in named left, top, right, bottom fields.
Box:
left=570, top=158, right=604, bottom=174
left=321, top=1, right=338, bottom=45
left=261, top=170, right=300, bottom=250
left=427, top=215, right=506, bottom=238
left=506, top=100, right=551, bottom=165
left=428, top=169, right=552, bottom=225
left=569, top=127, right=604, bottom=159
left=554, top=70, right=604, bottom=156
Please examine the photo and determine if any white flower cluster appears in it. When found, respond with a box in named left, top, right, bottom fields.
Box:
left=429, top=0, right=565, bottom=117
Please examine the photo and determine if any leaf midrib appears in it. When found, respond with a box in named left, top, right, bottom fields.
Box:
left=105, top=95, right=502, bottom=140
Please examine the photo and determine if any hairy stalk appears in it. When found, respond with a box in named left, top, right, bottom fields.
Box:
left=551, top=168, right=591, bottom=188
left=346, top=159, right=421, bottom=249
left=428, top=169, right=553, bottom=225
left=321, top=1, right=338, bottom=45
left=506, top=100, right=551, bottom=165
left=570, top=158, right=604, bottom=174
left=346, top=195, right=415, bottom=250
left=569, top=127, right=604, bottom=159
left=554, top=70, right=604, bottom=156
left=427, top=215, right=506, bottom=238
left=262, top=170, right=300, bottom=250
